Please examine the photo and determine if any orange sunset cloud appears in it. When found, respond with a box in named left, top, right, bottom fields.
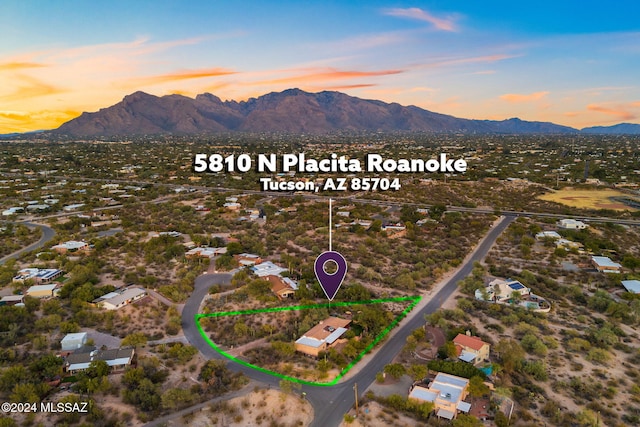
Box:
left=500, top=91, right=550, bottom=103
left=587, top=103, right=638, bottom=121
left=125, top=67, right=238, bottom=87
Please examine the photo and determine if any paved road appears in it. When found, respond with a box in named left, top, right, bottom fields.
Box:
left=0, top=221, right=56, bottom=265
left=182, top=216, right=514, bottom=427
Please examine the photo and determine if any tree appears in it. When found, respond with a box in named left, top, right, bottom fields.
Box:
left=29, top=353, right=63, bottom=381
left=452, top=414, right=482, bottom=427
left=279, top=379, right=293, bottom=394
left=493, top=283, right=502, bottom=302
left=468, top=375, right=490, bottom=397
left=226, top=241, right=243, bottom=256
left=495, top=411, right=509, bottom=427
left=161, top=388, right=196, bottom=411
left=408, top=364, right=428, bottom=381
left=383, top=363, right=406, bottom=379
left=199, top=360, right=233, bottom=393
left=83, top=360, right=110, bottom=379
left=123, top=378, right=161, bottom=411
left=0, top=366, right=29, bottom=393
left=438, top=341, right=457, bottom=360
left=368, top=220, right=382, bottom=233
left=429, top=203, right=446, bottom=220
left=494, top=339, right=524, bottom=373
left=10, top=383, right=40, bottom=404
left=121, top=332, right=147, bottom=348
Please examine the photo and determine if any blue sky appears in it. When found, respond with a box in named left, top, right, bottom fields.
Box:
left=1, top=1, right=639, bottom=132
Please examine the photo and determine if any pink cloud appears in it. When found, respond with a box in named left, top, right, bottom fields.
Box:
left=500, top=91, right=550, bottom=103
left=414, top=54, right=519, bottom=69
left=587, top=103, right=637, bottom=120
left=384, top=7, right=459, bottom=32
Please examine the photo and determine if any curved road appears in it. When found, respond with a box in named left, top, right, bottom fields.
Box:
left=182, top=215, right=515, bottom=426
left=0, top=221, right=56, bottom=265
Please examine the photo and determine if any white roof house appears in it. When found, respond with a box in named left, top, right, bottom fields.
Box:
left=408, top=373, right=471, bottom=420
left=2, top=207, right=24, bottom=216
left=591, top=256, right=622, bottom=273
left=621, top=280, right=640, bottom=294
left=65, top=348, right=135, bottom=373
left=14, top=268, right=63, bottom=284
left=251, top=261, right=287, bottom=277
left=93, top=288, right=147, bottom=310
left=535, top=231, right=561, bottom=240
left=185, top=246, right=226, bottom=258
left=52, top=240, right=89, bottom=253
left=557, top=219, right=588, bottom=229
left=61, top=332, right=88, bottom=351
left=63, top=203, right=85, bottom=212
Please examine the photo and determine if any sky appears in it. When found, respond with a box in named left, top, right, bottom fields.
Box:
left=1, top=1, right=639, bottom=133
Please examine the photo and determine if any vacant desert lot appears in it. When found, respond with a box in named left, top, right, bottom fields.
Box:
left=538, top=188, right=637, bottom=211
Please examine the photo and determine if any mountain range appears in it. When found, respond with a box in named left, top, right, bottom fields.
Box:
left=48, top=89, right=639, bottom=136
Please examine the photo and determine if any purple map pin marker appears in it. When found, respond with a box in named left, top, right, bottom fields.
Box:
left=314, top=251, right=348, bottom=301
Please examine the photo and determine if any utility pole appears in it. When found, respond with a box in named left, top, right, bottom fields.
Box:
left=353, top=382, right=359, bottom=417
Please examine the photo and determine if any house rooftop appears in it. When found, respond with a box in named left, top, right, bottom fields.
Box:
left=592, top=256, right=622, bottom=268
left=295, top=317, right=351, bottom=348
left=251, top=261, right=286, bottom=277
left=453, top=334, right=488, bottom=352
left=621, top=280, right=640, bottom=294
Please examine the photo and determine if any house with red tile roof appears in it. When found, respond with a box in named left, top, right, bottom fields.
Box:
left=453, top=333, right=490, bottom=365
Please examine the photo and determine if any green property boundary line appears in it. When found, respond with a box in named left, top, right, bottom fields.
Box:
left=195, top=295, right=422, bottom=387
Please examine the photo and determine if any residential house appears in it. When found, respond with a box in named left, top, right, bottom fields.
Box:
left=555, top=238, right=583, bottom=250
left=475, top=278, right=530, bottom=302
left=52, top=240, right=90, bottom=254
left=234, top=253, right=263, bottom=266
left=535, top=231, right=561, bottom=240
left=295, top=317, right=351, bottom=357
left=185, top=246, right=226, bottom=259
left=251, top=261, right=287, bottom=277
left=26, top=284, right=59, bottom=298
left=92, top=287, right=147, bottom=310
left=557, top=219, right=588, bottom=230
left=382, top=223, right=407, bottom=238
left=0, top=295, right=24, bottom=306
left=621, top=280, right=640, bottom=294
left=14, top=268, right=64, bottom=284
left=266, top=275, right=297, bottom=300
left=408, top=372, right=471, bottom=420
left=591, top=256, right=622, bottom=273
left=2, top=207, right=24, bottom=216
left=25, top=204, right=49, bottom=212
left=63, top=203, right=85, bottom=212
left=65, top=347, right=136, bottom=374
left=453, top=333, right=490, bottom=365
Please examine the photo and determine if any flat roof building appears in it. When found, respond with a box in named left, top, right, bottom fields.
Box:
left=26, top=284, right=58, bottom=298
left=52, top=240, right=89, bottom=254
left=93, top=287, right=147, bottom=310
left=621, top=280, right=640, bottom=294
left=591, top=256, right=622, bottom=273
left=409, top=372, right=471, bottom=420
left=65, top=347, right=135, bottom=373
left=14, top=268, right=64, bottom=284
left=557, top=219, right=588, bottom=230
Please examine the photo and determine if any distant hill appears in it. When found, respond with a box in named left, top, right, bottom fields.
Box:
left=581, top=123, right=640, bottom=134
left=52, top=89, right=579, bottom=136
